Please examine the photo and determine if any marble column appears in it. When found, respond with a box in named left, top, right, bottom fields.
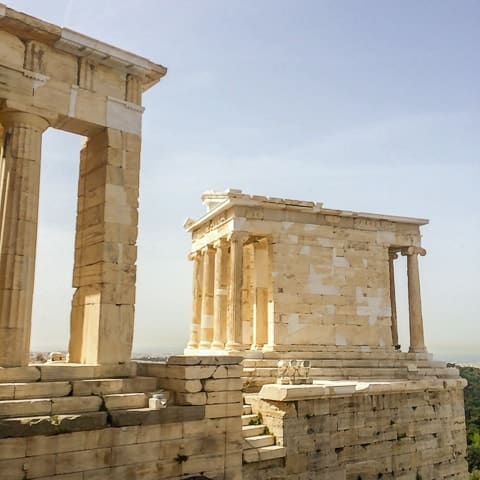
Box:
left=0, top=111, right=49, bottom=367
left=388, top=250, right=400, bottom=349
left=402, top=246, right=427, bottom=353
left=199, top=245, right=215, bottom=349
left=186, top=251, right=203, bottom=350
left=251, top=240, right=269, bottom=351
left=226, top=232, right=246, bottom=352
left=211, top=239, right=228, bottom=350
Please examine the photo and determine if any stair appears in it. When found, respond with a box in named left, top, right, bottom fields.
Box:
left=0, top=365, right=163, bottom=436
left=242, top=353, right=459, bottom=391
left=241, top=395, right=286, bottom=464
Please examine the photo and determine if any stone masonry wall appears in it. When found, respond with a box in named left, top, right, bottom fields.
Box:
left=0, top=357, right=243, bottom=480
left=244, top=382, right=468, bottom=480
left=265, top=217, right=421, bottom=350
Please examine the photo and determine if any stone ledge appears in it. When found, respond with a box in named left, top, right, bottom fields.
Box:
left=0, top=412, right=107, bottom=438
left=0, top=367, right=40, bottom=383
left=259, top=378, right=467, bottom=402
left=167, top=356, right=243, bottom=366
left=109, top=405, right=205, bottom=427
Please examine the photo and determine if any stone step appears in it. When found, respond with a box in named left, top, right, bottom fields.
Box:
left=0, top=396, right=102, bottom=418
left=309, top=367, right=409, bottom=378
left=243, top=445, right=286, bottom=463
left=0, top=411, right=107, bottom=438
left=104, top=393, right=148, bottom=410
left=0, top=367, right=40, bottom=383
left=72, top=376, right=157, bottom=396
left=37, top=363, right=136, bottom=382
left=242, top=424, right=266, bottom=438
left=109, top=405, right=205, bottom=428
left=244, top=434, right=274, bottom=449
left=243, top=356, right=443, bottom=369
left=243, top=404, right=252, bottom=415
left=0, top=381, right=72, bottom=400
left=242, top=413, right=259, bottom=426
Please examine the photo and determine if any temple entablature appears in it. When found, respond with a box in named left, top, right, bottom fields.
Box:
left=185, top=189, right=430, bottom=359
left=0, top=3, right=166, bottom=137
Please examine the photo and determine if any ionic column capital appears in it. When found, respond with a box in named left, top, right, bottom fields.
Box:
left=202, top=244, right=215, bottom=256
left=389, top=250, right=399, bottom=261
left=213, top=237, right=228, bottom=249
left=0, top=111, right=49, bottom=132
left=227, top=231, right=249, bottom=244
left=401, top=246, right=426, bottom=257
left=188, top=250, right=202, bottom=262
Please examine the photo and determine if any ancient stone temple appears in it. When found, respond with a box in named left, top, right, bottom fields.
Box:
left=0, top=4, right=469, bottom=479
left=185, top=190, right=469, bottom=479
left=184, top=189, right=428, bottom=358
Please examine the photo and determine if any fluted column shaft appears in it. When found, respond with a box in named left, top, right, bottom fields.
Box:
left=199, top=245, right=215, bottom=349
left=226, top=233, right=246, bottom=352
left=388, top=250, right=399, bottom=349
left=0, top=111, right=49, bottom=367
left=402, top=246, right=427, bottom=353
left=186, top=251, right=203, bottom=350
left=252, top=240, right=268, bottom=350
left=211, top=239, right=228, bottom=350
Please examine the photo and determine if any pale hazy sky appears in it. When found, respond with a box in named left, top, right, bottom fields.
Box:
left=6, top=1, right=479, bottom=359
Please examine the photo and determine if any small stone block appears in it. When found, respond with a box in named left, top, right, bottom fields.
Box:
left=109, top=405, right=205, bottom=427
left=51, top=396, right=102, bottom=414
left=39, top=365, right=96, bottom=381
left=203, top=378, right=243, bottom=392
left=175, top=392, right=207, bottom=406
left=0, top=398, right=52, bottom=417
left=104, top=393, right=147, bottom=410
left=72, top=379, right=123, bottom=396
left=167, top=355, right=242, bottom=366
left=212, top=365, right=243, bottom=378
left=14, top=381, right=72, bottom=399
left=205, top=402, right=243, bottom=419
left=0, top=367, right=40, bottom=382
left=165, top=365, right=216, bottom=379
left=0, top=384, right=15, bottom=400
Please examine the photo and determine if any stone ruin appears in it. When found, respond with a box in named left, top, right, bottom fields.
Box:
left=0, top=4, right=469, bottom=480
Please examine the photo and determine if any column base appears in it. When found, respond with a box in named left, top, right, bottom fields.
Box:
left=409, top=346, right=428, bottom=354
left=210, top=341, right=225, bottom=350
left=198, top=341, right=212, bottom=350
left=225, top=342, right=244, bottom=354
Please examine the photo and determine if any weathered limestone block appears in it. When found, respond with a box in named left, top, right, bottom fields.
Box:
left=251, top=381, right=468, bottom=479
left=165, top=365, right=216, bottom=380
left=205, top=402, right=243, bottom=419
left=203, top=378, right=243, bottom=392
left=175, top=392, right=207, bottom=406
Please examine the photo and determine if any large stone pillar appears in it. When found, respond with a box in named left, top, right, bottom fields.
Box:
left=0, top=111, right=49, bottom=367
left=226, top=232, right=246, bottom=353
left=402, top=246, right=427, bottom=353
left=186, top=251, right=203, bottom=350
left=388, top=250, right=399, bottom=349
left=199, top=245, right=215, bottom=350
left=251, top=240, right=269, bottom=351
left=69, top=128, right=141, bottom=364
left=211, top=239, right=228, bottom=350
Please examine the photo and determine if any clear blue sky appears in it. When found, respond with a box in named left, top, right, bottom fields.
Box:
left=6, top=1, right=479, bottom=359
